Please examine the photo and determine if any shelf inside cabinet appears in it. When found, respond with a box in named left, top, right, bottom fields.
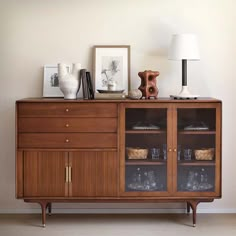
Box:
left=178, top=160, right=215, bottom=166
left=126, top=130, right=166, bottom=134
left=126, top=160, right=166, bottom=166
left=178, top=130, right=216, bottom=135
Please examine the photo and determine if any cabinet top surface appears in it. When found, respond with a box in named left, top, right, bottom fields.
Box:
left=16, top=97, right=221, bottom=103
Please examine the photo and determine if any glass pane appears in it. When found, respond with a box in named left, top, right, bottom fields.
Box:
left=177, top=108, right=216, bottom=131
left=177, top=108, right=216, bottom=192
left=177, top=134, right=215, bottom=161
left=126, top=165, right=166, bottom=192
left=125, top=108, right=167, bottom=192
left=126, top=108, right=167, bottom=131
left=126, top=133, right=167, bottom=160
left=178, top=166, right=215, bottom=192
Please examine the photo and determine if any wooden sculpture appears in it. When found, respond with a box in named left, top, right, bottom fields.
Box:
left=138, top=70, right=160, bottom=99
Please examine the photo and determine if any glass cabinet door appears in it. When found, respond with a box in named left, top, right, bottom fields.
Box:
left=176, top=107, right=219, bottom=195
left=122, top=106, right=170, bottom=195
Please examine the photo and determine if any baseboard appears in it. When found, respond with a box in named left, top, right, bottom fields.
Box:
left=0, top=208, right=236, bottom=214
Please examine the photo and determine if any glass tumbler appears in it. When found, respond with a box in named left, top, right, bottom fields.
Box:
left=177, top=145, right=181, bottom=161
left=151, top=148, right=160, bottom=160
left=183, top=148, right=192, bottom=161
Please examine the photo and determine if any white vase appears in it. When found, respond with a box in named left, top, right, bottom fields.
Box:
left=107, top=81, right=117, bottom=91
left=58, top=63, right=81, bottom=99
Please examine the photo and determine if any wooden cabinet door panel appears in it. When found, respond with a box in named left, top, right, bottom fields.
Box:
left=69, top=152, right=96, bottom=197
left=95, top=151, right=118, bottom=196
left=172, top=102, right=222, bottom=197
left=119, top=103, right=173, bottom=197
left=24, top=151, right=68, bottom=197
left=69, top=151, right=118, bottom=197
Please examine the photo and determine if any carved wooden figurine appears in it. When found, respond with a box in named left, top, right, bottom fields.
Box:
left=138, top=70, right=160, bottom=99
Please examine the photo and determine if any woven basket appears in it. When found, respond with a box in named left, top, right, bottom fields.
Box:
left=126, top=147, right=148, bottom=160
left=194, top=148, right=215, bottom=161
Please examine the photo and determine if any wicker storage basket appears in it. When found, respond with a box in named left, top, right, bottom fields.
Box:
left=194, top=148, right=215, bottom=161
left=126, top=147, right=148, bottom=160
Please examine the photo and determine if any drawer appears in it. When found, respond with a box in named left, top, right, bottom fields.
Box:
left=18, top=133, right=117, bottom=148
left=18, top=103, right=117, bottom=117
left=18, top=117, right=117, bottom=133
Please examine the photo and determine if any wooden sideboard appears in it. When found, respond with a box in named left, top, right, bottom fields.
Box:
left=16, top=98, right=222, bottom=227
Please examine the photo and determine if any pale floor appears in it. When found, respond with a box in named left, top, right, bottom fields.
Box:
left=0, top=214, right=236, bottom=236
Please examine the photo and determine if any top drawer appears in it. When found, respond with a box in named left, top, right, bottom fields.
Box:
left=17, top=103, right=117, bottom=117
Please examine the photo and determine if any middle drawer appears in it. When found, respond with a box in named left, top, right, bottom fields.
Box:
left=18, top=133, right=117, bottom=148
left=18, top=117, right=117, bottom=133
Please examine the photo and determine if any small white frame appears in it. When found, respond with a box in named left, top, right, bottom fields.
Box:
left=43, top=64, right=70, bottom=97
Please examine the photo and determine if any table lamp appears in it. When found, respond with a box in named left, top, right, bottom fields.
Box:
left=168, top=34, right=200, bottom=99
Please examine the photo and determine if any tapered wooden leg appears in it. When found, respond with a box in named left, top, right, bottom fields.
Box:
left=39, top=201, right=48, bottom=227
left=188, top=201, right=200, bottom=227
left=46, top=203, right=52, bottom=216
left=186, top=202, right=191, bottom=215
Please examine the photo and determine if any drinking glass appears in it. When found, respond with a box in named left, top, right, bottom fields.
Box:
left=177, top=145, right=181, bottom=161
left=183, top=149, right=192, bottom=161
left=162, top=144, right=167, bottom=160
left=151, top=148, right=160, bottom=160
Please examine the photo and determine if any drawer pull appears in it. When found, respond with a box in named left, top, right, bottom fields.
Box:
left=168, top=148, right=172, bottom=152
left=173, top=148, right=177, bottom=152
left=65, top=139, right=70, bottom=143
left=65, top=124, right=69, bottom=128
left=65, top=108, right=69, bottom=112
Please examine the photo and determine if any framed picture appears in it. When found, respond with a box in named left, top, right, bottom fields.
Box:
left=93, top=45, right=130, bottom=94
left=43, top=65, right=70, bottom=97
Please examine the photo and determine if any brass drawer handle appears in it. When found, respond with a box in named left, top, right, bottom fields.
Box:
left=65, top=108, right=69, bottom=112
left=65, top=124, right=69, bottom=128
left=65, top=139, right=70, bottom=143
left=168, top=148, right=172, bottom=152
left=173, top=148, right=177, bottom=152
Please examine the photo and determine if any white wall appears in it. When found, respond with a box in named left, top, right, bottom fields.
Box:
left=0, top=0, right=235, bottom=213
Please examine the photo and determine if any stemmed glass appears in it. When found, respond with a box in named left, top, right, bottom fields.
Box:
left=177, top=145, right=181, bottom=161
left=162, top=144, right=167, bottom=160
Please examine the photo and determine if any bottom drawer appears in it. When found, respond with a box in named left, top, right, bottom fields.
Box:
left=18, top=133, right=117, bottom=148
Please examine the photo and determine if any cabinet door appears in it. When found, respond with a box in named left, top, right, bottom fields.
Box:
left=69, top=151, right=118, bottom=197
left=24, top=151, right=68, bottom=197
left=173, top=103, right=221, bottom=197
left=120, top=103, right=173, bottom=196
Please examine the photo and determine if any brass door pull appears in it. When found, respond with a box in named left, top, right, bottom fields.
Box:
left=65, top=167, right=69, bottom=182
left=65, top=166, right=72, bottom=183
left=68, top=166, right=72, bottom=183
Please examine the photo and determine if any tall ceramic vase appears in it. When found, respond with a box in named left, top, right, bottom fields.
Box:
left=58, top=63, right=81, bottom=99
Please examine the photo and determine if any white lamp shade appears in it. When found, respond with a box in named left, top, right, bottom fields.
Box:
left=168, top=34, right=200, bottom=60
